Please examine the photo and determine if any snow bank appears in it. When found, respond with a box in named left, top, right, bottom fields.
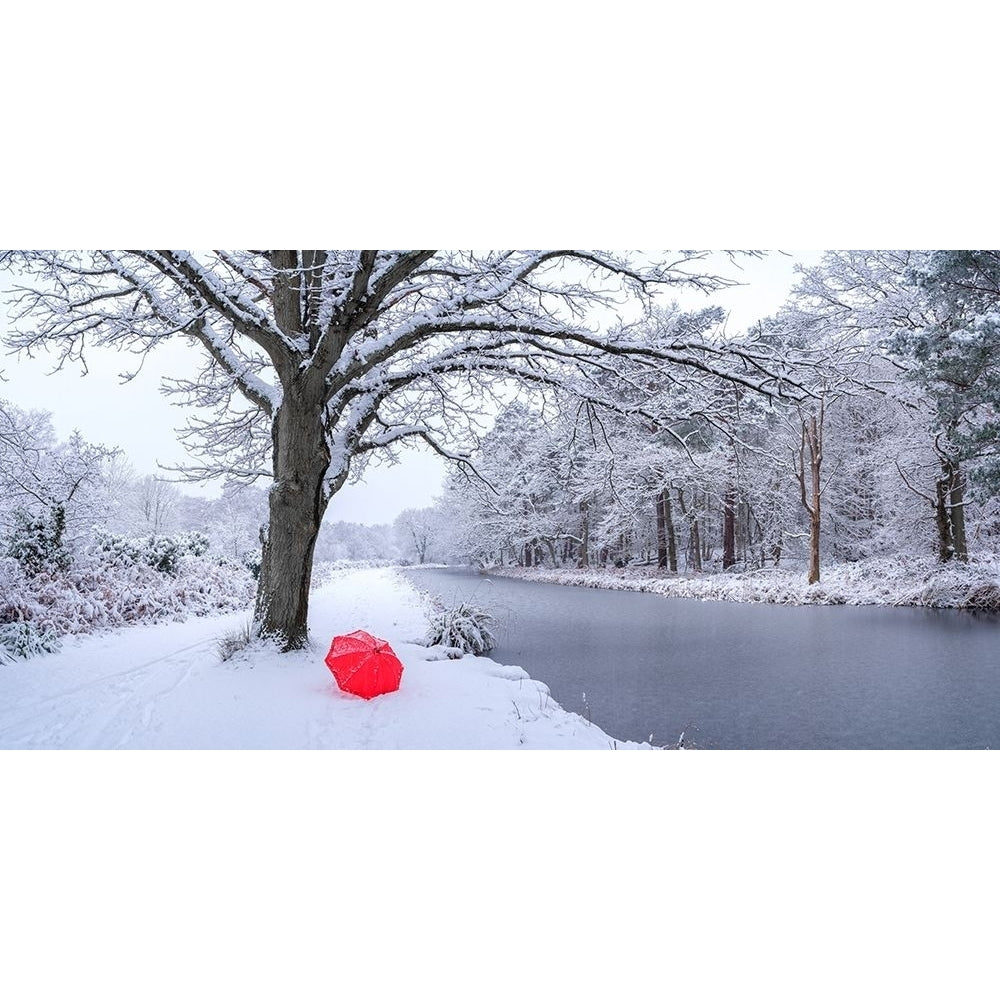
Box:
left=0, top=567, right=651, bottom=749
left=486, top=557, right=1000, bottom=610
left=309, top=560, right=451, bottom=590
left=310, top=558, right=399, bottom=587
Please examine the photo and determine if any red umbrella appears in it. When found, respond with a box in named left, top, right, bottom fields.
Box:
left=325, top=630, right=404, bottom=699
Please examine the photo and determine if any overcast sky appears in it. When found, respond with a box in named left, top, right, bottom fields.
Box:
left=0, top=251, right=822, bottom=524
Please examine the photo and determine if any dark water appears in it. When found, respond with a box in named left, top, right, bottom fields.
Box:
left=406, top=566, right=1000, bottom=749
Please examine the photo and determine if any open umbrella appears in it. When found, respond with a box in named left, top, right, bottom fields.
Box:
left=325, top=630, right=404, bottom=699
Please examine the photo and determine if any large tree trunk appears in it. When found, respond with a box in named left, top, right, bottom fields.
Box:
left=255, top=391, right=330, bottom=650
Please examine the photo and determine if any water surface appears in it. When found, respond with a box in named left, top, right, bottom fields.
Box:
left=406, top=566, right=1000, bottom=749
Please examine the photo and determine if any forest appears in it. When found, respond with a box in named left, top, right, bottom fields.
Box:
left=424, top=251, right=1000, bottom=595
left=4, top=249, right=1000, bottom=663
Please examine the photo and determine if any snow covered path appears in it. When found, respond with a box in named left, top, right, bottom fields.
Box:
left=0, top=567, right=647, bottom=749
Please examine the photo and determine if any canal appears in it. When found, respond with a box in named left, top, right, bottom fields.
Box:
left=406, top=566, right=1000, bottom=749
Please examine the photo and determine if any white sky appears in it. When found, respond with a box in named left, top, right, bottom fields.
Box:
left=0, top=251, right=822, bottom=524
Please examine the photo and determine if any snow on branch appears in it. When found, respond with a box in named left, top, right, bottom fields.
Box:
left=1, top=249, right=842, bottom=499
left=182, top=316, right=282, bottom=414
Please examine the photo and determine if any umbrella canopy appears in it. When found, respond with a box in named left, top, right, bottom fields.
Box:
left=325, top=630, right=404, bottom=699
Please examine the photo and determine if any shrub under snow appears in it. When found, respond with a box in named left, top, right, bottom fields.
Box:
left=0, top=621, right=62, bottom=662
left=215, top=618, right=258, bottom=662
left=6, top=508, right=71, bottom=577
left=425, top=601, right=499, bottom=655
left=0, top=547, right=255, bottom=649
left=93, top=530, right=212, bottom=575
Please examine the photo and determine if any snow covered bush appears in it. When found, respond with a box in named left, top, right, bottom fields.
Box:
left=179, top=531, right=211, bottom=557
left=143, top=535, right=183, bottom=574
left=425, top=601, right=498, bottom=655
left=0, top=621, right=61, bottom=663
left=92, top=529, right=211, bottom=575
left=6, top=507, right=71, bottom=577
left=0, top=547, right=255, bottom=655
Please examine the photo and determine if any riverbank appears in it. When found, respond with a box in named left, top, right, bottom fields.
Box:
left=482, top=556, right=1000, bottom=610
left=0, top=566, right=652, bottom=749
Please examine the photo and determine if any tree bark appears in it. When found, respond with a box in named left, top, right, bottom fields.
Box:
left=664, top=490, right=677, bottom=572
left=722, top=485, right=737, bottom=570
left=656, top=490, right=668, bottom=569
left=798, top=409, right=823, bottom=585
left=809, top=453, right=821, bottom=585
left=617, top=531, right=631, bottom=567
left=254, top=388, right=331, bottom=650
left=544, top=538, right=557, bottom=566
left=948, top=461, right=968, bottom=562
left=934, top=476, right=954, bottom=562
left=934, top=458, right=968, bottom=562
left=578, top=499, right=590, bottom=568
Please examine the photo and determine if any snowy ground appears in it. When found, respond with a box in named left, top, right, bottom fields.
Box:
left=0, top=566, right=650, bottom=749
left=487, top=556, right=1000, bottom=610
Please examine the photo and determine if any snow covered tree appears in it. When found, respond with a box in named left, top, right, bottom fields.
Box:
left=444, top=402, right=562, bottom=566
left=129, top=475, right=182, bottom=534
left=393, top=507, right=446, bottom=564
left=313, top=518, right=399, bottom=563
left=794, top=398, right=825, bottom=584
left=205, top=481, right=269, bottom=563
left=0, top=399, right=117, bottom=549
left=904, top=251, right=1000, bottom=495
left=786, top=250, right=987, bottom=563
left=3, top=250, right=822, bottom=649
